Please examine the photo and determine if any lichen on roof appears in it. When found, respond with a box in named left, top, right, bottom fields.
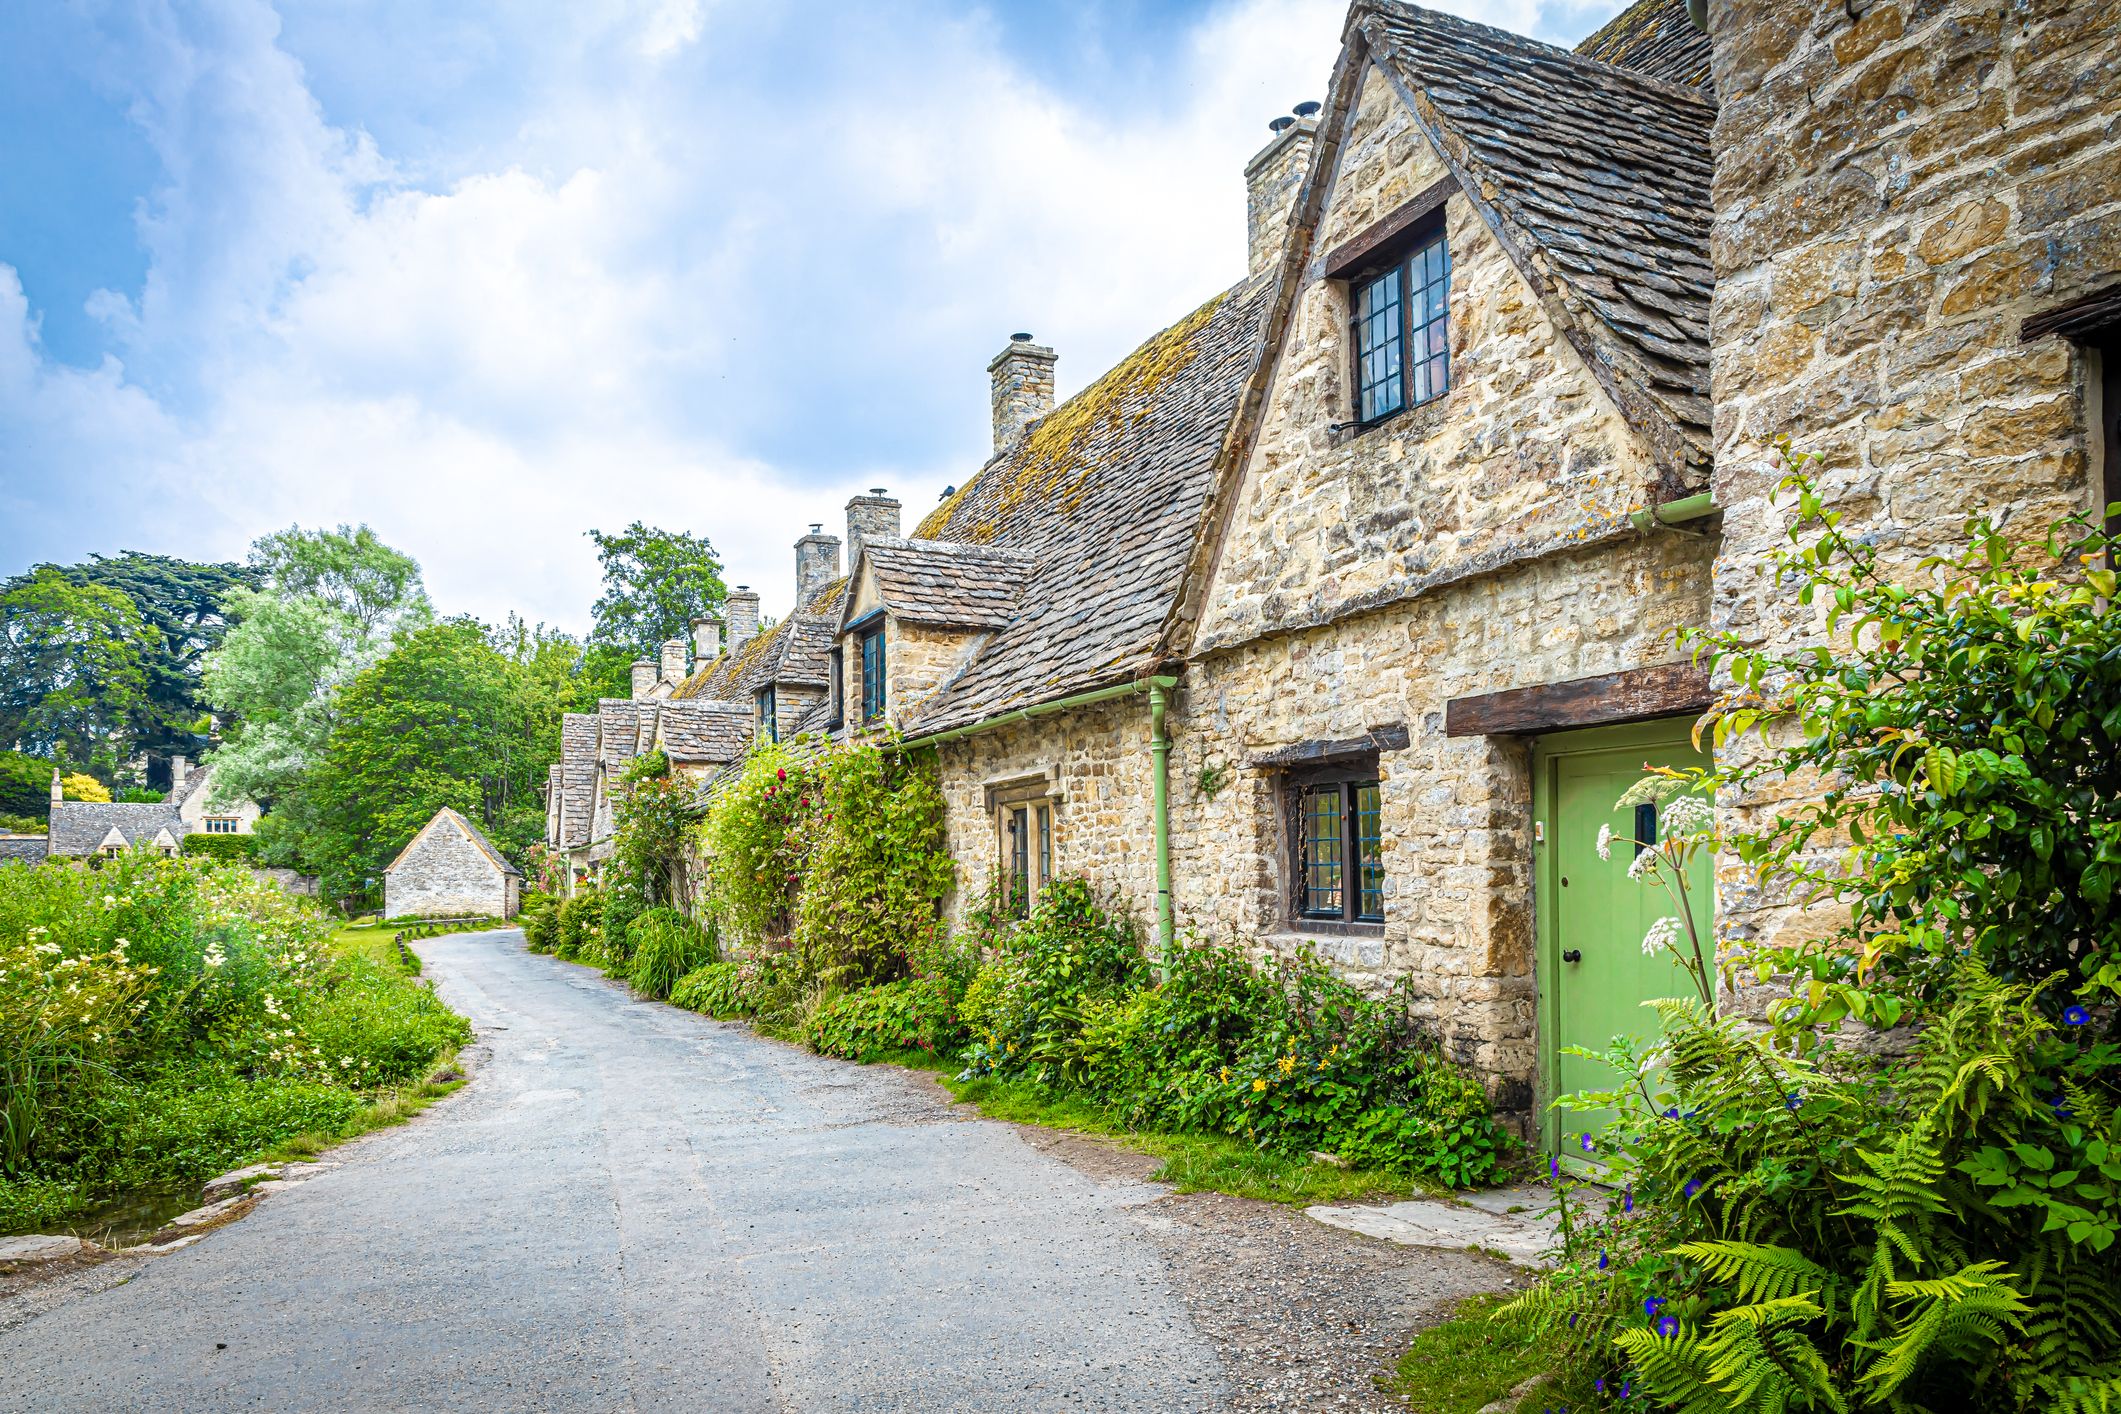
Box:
left=916, top=290, right=1228, bottom=544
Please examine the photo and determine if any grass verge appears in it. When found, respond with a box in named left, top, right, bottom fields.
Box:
left=260, top=1050, right=470, bottom=1166
left=1385, top=1291, right=1573, bottom=1413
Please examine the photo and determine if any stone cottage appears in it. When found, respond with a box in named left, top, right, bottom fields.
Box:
left=44, top=757, right=261, bottom=861
left=385, top=807, right=523, bottom=919
left=544, top=0, right=2119, bottom=1148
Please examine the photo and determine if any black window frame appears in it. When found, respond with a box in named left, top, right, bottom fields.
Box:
left=1287, top=761, right=1385, bottom=932
left=826, top=646, right=844, bottom=731
left=756, top=684, right=778, bottom=744
left=1347, top=219, right=1451, bottom=427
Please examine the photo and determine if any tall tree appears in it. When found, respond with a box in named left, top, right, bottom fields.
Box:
left=587, top=522, right=726, bottom=661
left=0, top=570, right=152, bottom=774
left=202, top=525, right=432, bottom=809
left=52, top=552, right=257, bottom=777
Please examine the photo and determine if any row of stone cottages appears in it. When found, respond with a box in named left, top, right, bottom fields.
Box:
left=545, top=0, right=2121, bottom=1143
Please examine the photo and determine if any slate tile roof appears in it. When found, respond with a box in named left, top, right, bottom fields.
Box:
left=1573, top=0, right=1713, bottom=95
left=1356, top=1, right=1715, bottom=475
left=852, top=538, right=1034, bottom=631
left=597, top=700, right=641, bottom=770
left=898, top=273, right=1275, bottom=735
left=47, top=802, right=185, bottom=856
left=675, top=579, right=846, bottom=703
left=559, top=712, right=599, bottom=847
left=0, top=835, right=48, bottom=864
left=657, top=699, right=753, bottom=764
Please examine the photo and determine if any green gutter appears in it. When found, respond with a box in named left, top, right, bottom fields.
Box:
left=894, top=672, right=1184, bottom=967
left=1629, top=492, right=1716, bottom=534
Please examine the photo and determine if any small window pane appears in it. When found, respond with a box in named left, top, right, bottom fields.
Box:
left=1007, top=807, right=1030, bottom=916
left=1355, top=782, right=1384, bottom=921
left=1303, top=786, right=1344, bottom=916
left=1354, top=268, right=1405, bottom=422
left=1407, top=231, right=1451, bottom=409
left=1037, top=805, right=1052, bottom=888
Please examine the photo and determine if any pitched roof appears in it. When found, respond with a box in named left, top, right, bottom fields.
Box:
left=47, top=802, right=185, bottom=856
left=1574, top=0, right=1713, bottom=94
left=656, top=698, right=753, bottom=764
left=0, top=835, right=47, bottom=865
left=851, top=538, right=1034, bottom=631
left=386, top=806, right=521, bottom=878
left=1354, top=0, right=1715, bottom=480
left=171, top=764, right=215, bottom=807
left=559, top=712, right=598, bottom=847
left=675, top=579, right=846, bottom=702
left=898, top=274, right=1275, bottom=734
left=597, top=700, right=641, bottom=770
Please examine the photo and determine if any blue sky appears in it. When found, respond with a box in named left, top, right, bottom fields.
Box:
left=0, top=0, right=1627, bottom=630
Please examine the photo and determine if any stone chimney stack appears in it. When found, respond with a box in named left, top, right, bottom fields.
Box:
left=988, top=335, right=1057, bottom=452
left=845, top=489, right=903, bottom=569
left=795, top=524, right=843, bottom=607
left=659, top=637, right=688, bottom=686
left=726, top=586, right=761, bottom=654
left=630, top=659, right=657, bottom=700
left=1245, top=103, right=1320, bottom=276
left=691, top=615, right=721, bottom=661
left=169, top=755, right=189, bottom=795
left=49, top=769, right=62, bottom=806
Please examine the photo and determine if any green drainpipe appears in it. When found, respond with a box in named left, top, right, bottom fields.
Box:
left=1148, top=675, right=1177, bottom=974
left=1629, top=491, right=1716, bottom=534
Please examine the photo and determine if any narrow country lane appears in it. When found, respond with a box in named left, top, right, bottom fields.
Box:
left=0, top=929, right=1236, bottom=1412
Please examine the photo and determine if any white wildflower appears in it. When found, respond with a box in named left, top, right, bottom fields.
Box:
left=339, top=1056, right=353, bottom=1067
left=1663, top=795, right=1712, bottom=837
left=1595, top=824, right=1613, bottom=860
left=1628, top=850, right=1654, bottom=881
left=102, top=895, right=118, bottom=909
left=1641, top=916, right=1682, bottom=957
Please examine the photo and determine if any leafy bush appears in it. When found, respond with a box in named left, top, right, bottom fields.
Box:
left=803, top=977, right=965, bottom=1059
left=521, top=892, right=559, bottom=954
left=669, top=952, right=803, bottom=1024
left=182, top=833, right=260, bottom=863
left=0, top=853, right=469, bottom=1232
left=699, top=744, right=816, bottom=950
left=627, top=907, right=717, bottom=1000
left=670, top=960, right=746, bottom=1016
left=790, top=741, right=954, bottom=989
left=555, top=887, right=602, bottom=960
left=1690, top=458, right=2121, bottom=1032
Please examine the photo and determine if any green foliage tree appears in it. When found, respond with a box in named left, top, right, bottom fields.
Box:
left=0, top=569, right=152, bottom=774
left=587, top=522, right=726, bottom=661
left=0, top=752, right=56, bottom=822
left=42, top=552, right=256, bottom=775
left=249, top=524, right=430, bottom=640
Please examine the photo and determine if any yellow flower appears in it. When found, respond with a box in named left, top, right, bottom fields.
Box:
left=1252, top=1078, right=1267, bottom=1092
left=1219, top=1066, right=1230, bottom=1083
left=1278, top=1054, right=1297, bottom=1076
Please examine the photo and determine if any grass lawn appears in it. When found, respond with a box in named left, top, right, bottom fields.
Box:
left=1386, top=1291, right=1580, bottom=1414
left=327, top=916, right=398, bottom=967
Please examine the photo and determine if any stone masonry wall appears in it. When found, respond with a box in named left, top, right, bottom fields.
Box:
left=1707, top=0, right=2118, bottom=956
left=934, top=696, right=1159, bottom=934
left=1196, top=63, right=1682, bottom=657
left=386, top=820, right=510, bottom=919
left=1176, top=530, right=1716, bottom=1120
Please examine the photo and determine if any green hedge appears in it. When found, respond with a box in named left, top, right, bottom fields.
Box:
left=182, top=832, right=260, bottom=862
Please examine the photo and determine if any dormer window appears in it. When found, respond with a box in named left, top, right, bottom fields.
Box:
left=1351, top=226, right=1451, bottom=423
left=757, top=684, right=778, bottom=744
left=859, top=622, right=887, bottom=723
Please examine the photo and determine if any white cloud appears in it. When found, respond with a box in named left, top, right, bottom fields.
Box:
left=2, top=0, right=1624, bottom=627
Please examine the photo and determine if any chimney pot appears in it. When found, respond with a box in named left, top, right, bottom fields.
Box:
left=50, top=769, right=62, bottom=806
left=1245, top=104, right=1320, bottom=277
left=1293, top=100, right=1321, bottom=118
left=846, top=490, right=903, bottom=568
left=690, top=615, right=722, bottom=661
left=987, top=336, right=1057, bottom=452
left=659, top=637, right=687, bottom=686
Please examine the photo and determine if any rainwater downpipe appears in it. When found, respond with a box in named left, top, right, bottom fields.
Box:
left=1148, top=675, right=1178, bottom=976
left=1629, top=492, right=1716, bottom=534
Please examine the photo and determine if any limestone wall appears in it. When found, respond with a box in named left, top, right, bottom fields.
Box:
left=1195, top=64, right=1669, bottom=656
left=1706, top=0, right=2117, bottom=955
left=1177, top=530, right=1716, bottom=1119
left=934, top=696, right=1160, bottom=934
left=386, top=821, right=511, bottom=919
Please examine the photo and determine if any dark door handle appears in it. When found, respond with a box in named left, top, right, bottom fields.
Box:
left=1562, top=949, right=1582, bottom=963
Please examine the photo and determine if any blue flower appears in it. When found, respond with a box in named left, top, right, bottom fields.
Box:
left=1643, top=1295, right=1666, bottom=1317
left=1595, top=1379, right=1606, bottom=1394
left=1621, top=1379, right=1634, bottom=1398
left=2050, top=1094, right=2073, bottom=1119
left=1785, top=1091, right=1804, bottom=1111
left=1597, top=1249, right=1609, bottom=1270
left=1683, top=1177, right=1702, bottom=1199
left=1550, top=1156, right=1561, bottom=1181
left=1567, top=1314, right=1578, bottom=1329
left=2064, top=1005, right=2090, bottom=1027
left=1662, top=1107, right=1680, bottom=1120
left=1623, top=1186, right=1634, bottom=1215
left=1657, top=1314, right=1681, bottom=1338
left=1579, top=1132, right=1596, bottom=1153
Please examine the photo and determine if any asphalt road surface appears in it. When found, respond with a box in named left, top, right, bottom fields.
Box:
left=0, top=929, right=1233, bottom=1412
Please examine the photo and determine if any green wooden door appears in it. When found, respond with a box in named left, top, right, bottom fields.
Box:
left=1534, top=718, right=1713, bottom=1158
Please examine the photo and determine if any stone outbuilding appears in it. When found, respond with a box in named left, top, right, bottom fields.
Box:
left=384, top=808, right=522, bottom=920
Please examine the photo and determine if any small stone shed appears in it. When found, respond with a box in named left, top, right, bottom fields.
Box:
left=384, top=808, right=522, bottom=920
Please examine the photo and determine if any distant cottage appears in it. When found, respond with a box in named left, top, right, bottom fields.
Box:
left=41, top=755, right=260, bottom=862
left=385, top=808, right=523, bottom=920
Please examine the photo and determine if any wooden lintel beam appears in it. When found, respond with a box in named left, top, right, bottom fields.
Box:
left=1444, top=663, right=1710, bottom=738
left=1321, top=176, right=1458, bottom=280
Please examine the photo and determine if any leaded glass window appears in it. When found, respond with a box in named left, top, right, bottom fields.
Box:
left=1350, top=228, right=1450, bottom=425
left=1296, top=774, right=1386, bottom=926
left=859, top=626, right=886, bottom=722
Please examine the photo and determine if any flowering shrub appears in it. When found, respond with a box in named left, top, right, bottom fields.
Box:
left=698, top=743, right=816, bottom=950
left=0, top=852, right=468, bottom=1231
left=626, top=907, right=716, bottom=1001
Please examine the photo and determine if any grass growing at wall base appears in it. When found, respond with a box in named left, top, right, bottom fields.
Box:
left=1385, top=1292, right=1587, bottom=1414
